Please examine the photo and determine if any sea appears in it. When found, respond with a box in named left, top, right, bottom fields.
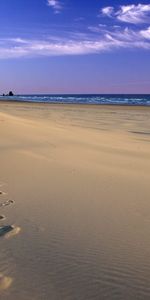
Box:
left=0, top=94, right=150, bottom=106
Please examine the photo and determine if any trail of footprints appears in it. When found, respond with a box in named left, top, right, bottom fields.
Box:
left=0, top=183, right=21, bottom=292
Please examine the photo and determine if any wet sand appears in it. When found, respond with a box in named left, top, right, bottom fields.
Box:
left=0, top=102, right=150, bottom=299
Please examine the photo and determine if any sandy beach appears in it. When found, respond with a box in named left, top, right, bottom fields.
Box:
left=0, top=102, right=150, bottom=300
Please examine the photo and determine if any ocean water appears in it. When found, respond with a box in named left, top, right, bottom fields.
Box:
left=0, top=94, right=150, bottom=106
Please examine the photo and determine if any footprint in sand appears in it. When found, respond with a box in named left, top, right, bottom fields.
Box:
left=0, top=225, right=21, bottom=239
left=0, top=191, right=6, bottom=196
left=0, top=215, right=6, bottom=221
left=4, top=226, right=21, bottom=239
left=0, top=225, right=14, bottom=237
left=0, top=273, right=13, bottom=291
left=0, top=200, right=15, bottom=208
left=0, top=182, right=21, bottom=293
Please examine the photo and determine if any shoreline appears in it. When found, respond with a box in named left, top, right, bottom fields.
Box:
left=0, top=99, right=150, bottom=109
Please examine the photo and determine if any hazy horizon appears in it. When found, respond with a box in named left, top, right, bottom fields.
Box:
left=1, top=93, right=150, bottom=95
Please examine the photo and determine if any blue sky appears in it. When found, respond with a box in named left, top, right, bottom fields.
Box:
left=0, top=0, right=150, bottom=94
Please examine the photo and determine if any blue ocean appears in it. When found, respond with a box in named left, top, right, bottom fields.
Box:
left=0, top=94, right=150, bottom=106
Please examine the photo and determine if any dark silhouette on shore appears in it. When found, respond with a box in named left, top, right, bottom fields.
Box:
left=2, top=91, right=14, bottom=97
left=8, top=91, right=14, bottom=96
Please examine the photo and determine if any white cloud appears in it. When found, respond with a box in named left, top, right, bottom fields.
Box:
left=0, top=27, right=150, bottom=59
left=118, top=4, right=150, bottom=24
left=140, top=27, right=150, bottom=39
left=102, top=4, right=150, bottom=24
left=47, top=0, right=62, bottom=13
left=101, top=7, right=114, bottom=17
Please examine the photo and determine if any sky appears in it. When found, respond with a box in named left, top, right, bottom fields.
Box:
left=0, top=0, right=150, bottom=94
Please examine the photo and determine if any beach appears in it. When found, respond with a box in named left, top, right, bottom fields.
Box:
left=0, top=101, right=150, bottom=299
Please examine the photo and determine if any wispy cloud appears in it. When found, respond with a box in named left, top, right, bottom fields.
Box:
left=88, top=24, right=107, bottom=33
left=0, top=26, right=150, bottom=59
left=47, top=0, right=62, bottom=14
left=140, top=26, right=150, bottom=39
left=101, top=7, right=114, bottom=18
left=102, top=4, right=150, bottom=24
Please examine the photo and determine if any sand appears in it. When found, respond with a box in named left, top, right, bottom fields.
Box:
left=0, top=102, right=149, bottom=181
left=0, top=102, right=150, bottom=299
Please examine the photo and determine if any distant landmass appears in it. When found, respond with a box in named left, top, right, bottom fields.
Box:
left=2, top=91, right=14, bottom=96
